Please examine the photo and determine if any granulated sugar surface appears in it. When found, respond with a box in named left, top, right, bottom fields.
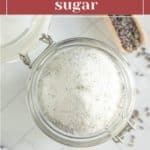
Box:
left=38, top=47, right=123, bottom=136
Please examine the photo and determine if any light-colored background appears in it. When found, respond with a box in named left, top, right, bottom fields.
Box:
left=1, top=15, right=150, bottom=150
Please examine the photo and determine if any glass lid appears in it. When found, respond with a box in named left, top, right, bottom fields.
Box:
left=1, top=15, right=34, bottom=46
left=0, top=15, right=51, bottom=62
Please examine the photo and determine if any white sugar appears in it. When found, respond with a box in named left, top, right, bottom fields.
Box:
left=39, top=47, right=122, bottom=136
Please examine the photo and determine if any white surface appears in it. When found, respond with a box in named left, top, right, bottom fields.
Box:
left=1, top=15, right=150, bottom=150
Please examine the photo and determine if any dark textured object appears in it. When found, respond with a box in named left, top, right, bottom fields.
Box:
left=110, top=16, right=141, bottom=52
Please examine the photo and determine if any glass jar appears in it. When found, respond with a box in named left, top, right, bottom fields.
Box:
left=20, top=35, right=135, bottom=147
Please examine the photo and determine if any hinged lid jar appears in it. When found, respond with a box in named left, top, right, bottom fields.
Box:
left=20, top=33, right=136, bottom=147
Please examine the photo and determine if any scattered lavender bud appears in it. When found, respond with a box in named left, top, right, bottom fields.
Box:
left=146, top=112, right=150, bottom=117
left=135, top=72, right=144, bottom=77
left=0, top=146, right=5, bottom=149
left=138, top=118, right=144, bottom=123
left=132, top=109, right=139, bottom=119
left=138, top=126, right=144, bottom=130
left=136, top=89, right=140, bottom=94
left=135, top=72, right=139, bottom=75
left=145, top=55, right=150, bottom=61
left=136, top=52, right=141, bottom=57
left=145, top=107, right=150, bottom=112
left=131, top=135, right=135, bottom=140
left=139, top=73, right=144, bottom=77
left=141, top=47, right=146, bottom=52
left=0, top=145, right=7, bottom=150
left=128, top=143, right=134, bottom=147
left=147, top=64, right=150, bottom=68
